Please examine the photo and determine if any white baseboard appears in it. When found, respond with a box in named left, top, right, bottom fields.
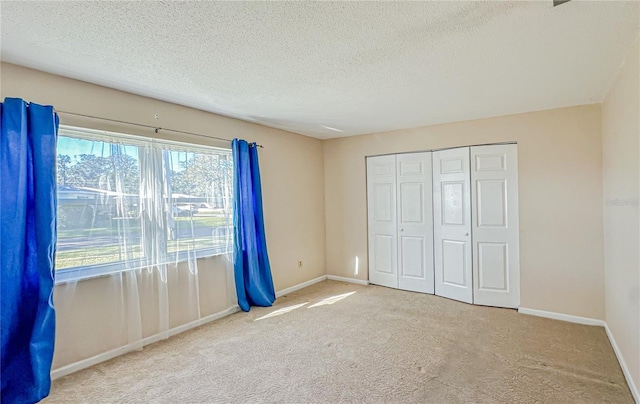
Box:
left=51, top=342, right=137, bottom=380
left=327, top=275, right=369, bottom=286
left=51, top=305, right=240, bottom=380
left=276, top=275, right=327, bottom=297
left=518, top=307, right=605, bottom=327
left=605, top=323, right=639, bottom=403
left=274, top=274, right=369, bottom=298
left=167, top=306, right=240, bottom=339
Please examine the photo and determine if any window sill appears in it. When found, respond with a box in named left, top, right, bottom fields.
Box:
left=54, top=247, right=232, bottom=285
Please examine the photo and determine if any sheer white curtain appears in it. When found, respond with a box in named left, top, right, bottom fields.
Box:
left=53, top=127, right=235, bottom=370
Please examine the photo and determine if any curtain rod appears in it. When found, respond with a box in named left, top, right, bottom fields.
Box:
left=55, top=110, right=264, bottom=148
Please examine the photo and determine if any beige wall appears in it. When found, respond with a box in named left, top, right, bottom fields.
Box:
left=1, top=63, right=326, bottom=369
left=324, top=105, right=605, bottom=319
left=602, top=37, right=640, bottom=394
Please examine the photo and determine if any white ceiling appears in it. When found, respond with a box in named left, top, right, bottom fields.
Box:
left=1, top=1, right=638, bottom=139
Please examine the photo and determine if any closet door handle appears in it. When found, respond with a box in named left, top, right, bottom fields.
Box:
left=465, top=233, right=469, bottom=236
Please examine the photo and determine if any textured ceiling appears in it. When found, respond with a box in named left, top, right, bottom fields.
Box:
left=1, top=1, right=639, bottom=139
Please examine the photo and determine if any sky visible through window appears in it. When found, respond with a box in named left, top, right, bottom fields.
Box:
left=58, top=136, right=194, bottom=172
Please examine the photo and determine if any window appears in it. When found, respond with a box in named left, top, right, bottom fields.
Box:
left=56, top=126, right=232, bottom=283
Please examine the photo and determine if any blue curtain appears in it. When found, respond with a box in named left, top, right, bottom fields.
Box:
left=1, top=98, right=58, bottom=404
left=232, top=139, right=275, bottom=312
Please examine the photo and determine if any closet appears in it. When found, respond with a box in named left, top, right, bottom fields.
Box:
left=367, top=144, right=520, bottom=309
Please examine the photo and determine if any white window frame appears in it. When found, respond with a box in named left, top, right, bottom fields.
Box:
left=55, top=125, right=233, bottom=284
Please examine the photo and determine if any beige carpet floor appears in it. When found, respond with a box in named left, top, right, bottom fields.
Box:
left=44, top=280, right=633, bottom=403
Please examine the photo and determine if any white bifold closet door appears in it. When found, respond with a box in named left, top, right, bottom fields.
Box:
left=432, top=147, right=473, bottom=304
left=367, top=153, right=434, bottom=294
left=369, top=145, right=519, bottom=308
left=471, top=144, right=520, bottom=308
left=367, top=155, right=398, bottom=289
left=397, top=153, right=434, bottom=294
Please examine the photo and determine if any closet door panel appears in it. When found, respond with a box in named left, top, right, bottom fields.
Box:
left=442, top=239, right=467, bottom=286
left=397, top=152, right=434, bottom=294
left=471, top=145, right=520, bottom=308
left=433, top=148, right=473, bottom=303
left=367, top=155, right=398, bottom=289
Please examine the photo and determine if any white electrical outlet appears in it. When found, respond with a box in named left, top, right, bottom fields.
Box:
left=298, top=260, right=303, bottom=268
